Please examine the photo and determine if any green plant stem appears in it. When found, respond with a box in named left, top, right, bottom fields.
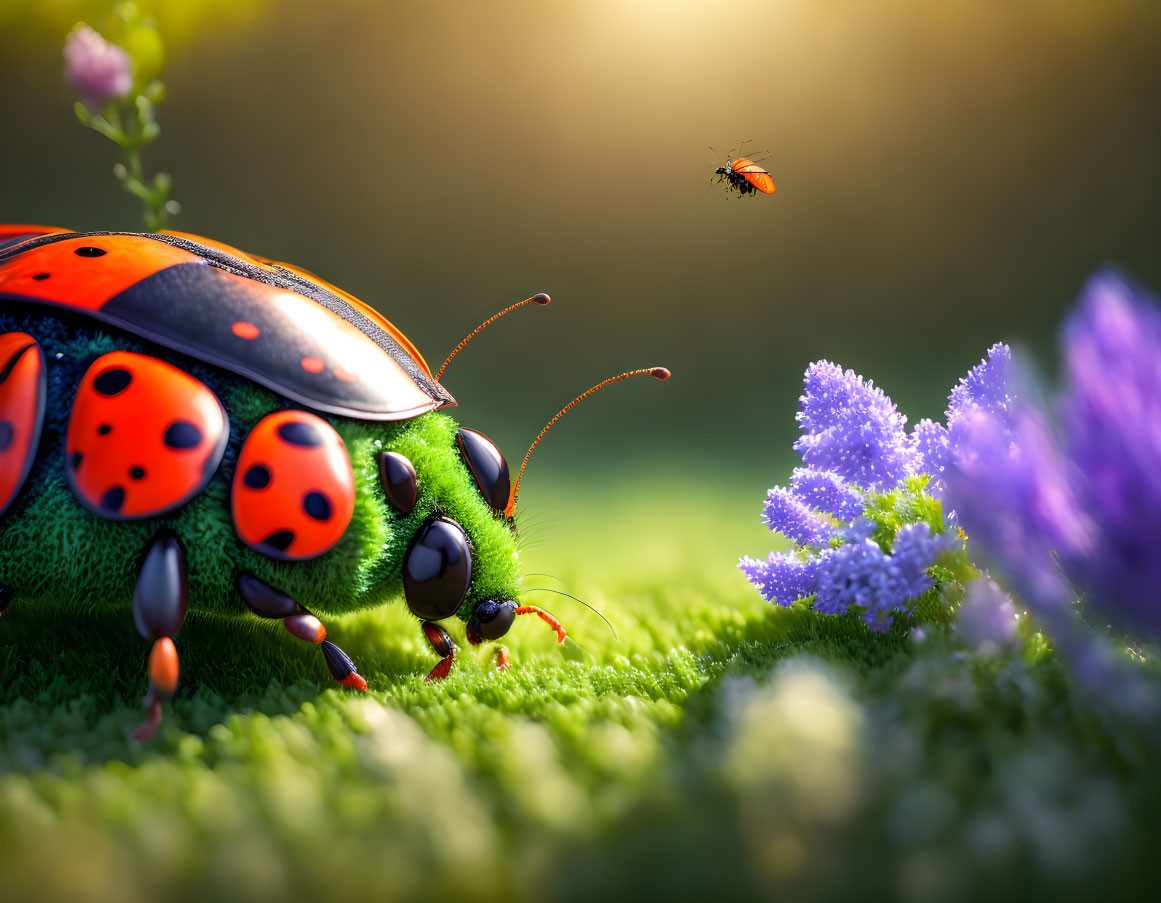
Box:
left=73, top=84, right=175, bottom=233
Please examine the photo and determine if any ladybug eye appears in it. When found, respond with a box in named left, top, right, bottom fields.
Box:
left=403, top=516, right=472, bottom=621
left=456, top=428, right=511, bottom=513
left=468, top=599, right=517, bottom=642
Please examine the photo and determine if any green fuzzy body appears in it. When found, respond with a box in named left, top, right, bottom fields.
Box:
left=0, top=310, right=522, bottom=622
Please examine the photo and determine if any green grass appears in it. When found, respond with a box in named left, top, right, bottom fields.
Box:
left=2, top=473, right=1160, bottom=902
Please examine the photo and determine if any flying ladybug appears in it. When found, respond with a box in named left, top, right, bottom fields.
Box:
left=710, top=142, right=776, bottom=197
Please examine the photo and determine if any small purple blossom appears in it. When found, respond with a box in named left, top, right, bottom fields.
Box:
left=739, top=553, right=820, bottom=607
left=794, top=361, right=920, bottom=491
left=912, top=418, right=951, bottom=486
left=790, top=468, right=865, bottom=521
left=812, top=523, right=943, bottom=630
left=762, top=487, right=835, bottom=546
left=948, top=343, right=1013, bottom=428
left=64, top=26, right=132, bottom=111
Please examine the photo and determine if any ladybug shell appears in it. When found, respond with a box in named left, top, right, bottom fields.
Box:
left=0, top=332, right=46, bottom=517
left=232, top=410, right=356, bottom=561
left=0, top=228, right=455, bottom=421
left=66, top=351, right=229, bottom=519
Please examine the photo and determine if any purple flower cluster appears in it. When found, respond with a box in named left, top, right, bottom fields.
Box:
left=740, top=348, right=1012, bottom=628
left=948, top=273, right=1161, bottom=643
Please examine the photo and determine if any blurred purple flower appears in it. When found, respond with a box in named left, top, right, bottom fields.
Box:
left=948, top=272, right=1161, bottom=644
left=64, top=26, right=132, bottom=111
left=955, top=578, right=1019, bottom=651
left=794, top=361, right=920, bottom=492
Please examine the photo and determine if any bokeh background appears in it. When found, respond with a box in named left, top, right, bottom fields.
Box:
left=3, top=0, right=1161, bottom=539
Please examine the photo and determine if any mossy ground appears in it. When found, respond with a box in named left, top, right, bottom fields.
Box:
left=2, top=471, right=1160, bottom=902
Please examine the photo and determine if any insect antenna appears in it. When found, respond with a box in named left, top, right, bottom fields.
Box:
left=505, top=366, right=671, bottom=517
left=438, top=293, right=551, bottom=382
left=523, top=586, right=618, bottom=642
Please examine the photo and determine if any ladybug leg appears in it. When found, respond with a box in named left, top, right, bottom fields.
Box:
left=421, top=622, right=456, bottom=681
left=236, top=573, right=367, bottom=691
left=493, top=644, right=511, bottom=672
left=129, top=530, right=188, bottom=743
left=0, top=584, right=15, bottom=616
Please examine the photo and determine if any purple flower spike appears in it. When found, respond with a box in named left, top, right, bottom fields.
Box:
left=64, top=26, right=132, bottom=111
left=739, top=553, right=819, bottom=607
left=794, top=361, right=920, bottom=491
left=762, top=487, right=835, bottom=547
left=789, top=468, right=865, bottom=521
left=948, top=343, right=1013, bottom=427
left=912, top=418, right=951, bottom=488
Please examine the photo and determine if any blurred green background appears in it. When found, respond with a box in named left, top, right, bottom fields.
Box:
left=4, top=0, right=1161, bottom=513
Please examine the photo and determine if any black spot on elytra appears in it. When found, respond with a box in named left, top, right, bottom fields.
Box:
left=97, top=424, right=112, bottom=435
left=100, top=486, right=125, bottom=512
left=0, top=420, right=13, bottom=453
left=71, top=451, right=83, bottom=470
left=164, top=421, right=203, bottom=449
left=261, top=530, right=295, bottom=553
left=129, top=466, right=146, bottom=481
left=277, top=421, right=323, bottom=448
left=303, top=491, right=332, bottom=521
left=93, top=368, right=132, bottom=396
left=32, top=272, right=50, bottom=281
left=74, top=247, right=107, bottom=257
left=244, top=465, right=271, bottom=489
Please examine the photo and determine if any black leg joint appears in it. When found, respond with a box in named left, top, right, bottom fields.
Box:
left=237, top=572, right=306, bottom=619
left=133, top=530, right=189, bottom=641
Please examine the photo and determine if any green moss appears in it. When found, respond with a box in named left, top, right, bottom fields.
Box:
left=0, top=311, right=521, bottom=622
left=1, top=473, right=1160, bottom=901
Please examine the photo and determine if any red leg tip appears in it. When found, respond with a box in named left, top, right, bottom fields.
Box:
left=425, top=657, right=454, bottom=682
left=338, top=672, right=368, bottom=691
left=128, top=699, right=163, bottom=743
left=494, top=646, right=511, bottom=671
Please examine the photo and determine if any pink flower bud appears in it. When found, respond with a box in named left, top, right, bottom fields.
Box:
left=64, top=26, right=132, bottom=111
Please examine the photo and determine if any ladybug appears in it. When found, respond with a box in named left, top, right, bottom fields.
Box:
left=711, top=146, right=776, bottom=197
left=0, top=225, right=668, bottom=740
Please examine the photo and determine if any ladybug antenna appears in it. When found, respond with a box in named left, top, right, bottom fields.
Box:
left=438, top=293, right=551, bottom=382
left=506, top=366, right=671, bottom=517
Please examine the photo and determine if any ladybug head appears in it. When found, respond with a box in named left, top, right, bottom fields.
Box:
left=409, top=292, right=669, bottom=645
left=465, top=599, right=517, bottom=644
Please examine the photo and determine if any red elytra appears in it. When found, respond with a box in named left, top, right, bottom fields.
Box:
left=231, top=409, right=356, bottom=561
left=0, top=228, right=454, bottom=420
left=65, top=351, right=229, bottom=519
left=731, top=157, right=776, bottom=194
left=0, top=332, right=46, bottom=517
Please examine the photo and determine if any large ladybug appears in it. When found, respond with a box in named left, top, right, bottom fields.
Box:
left=0, top=225, right=668, bottom=740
